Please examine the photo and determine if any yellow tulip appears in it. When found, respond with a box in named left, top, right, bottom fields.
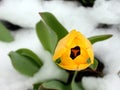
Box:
left=53, top=30, right=94, bottom=71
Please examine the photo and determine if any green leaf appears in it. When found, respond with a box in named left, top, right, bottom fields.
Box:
left=36, top=21, right=58, bottom=54
left=55, top=59, right=61, bottom=64
left=89, top=58, right=98, bottom=70
left=40, top=80, right=69, bottom=90
left=72, top=82, right=84, bottom=90
left=87, top=58, right=91, bottom=64
left=33, top=82, right=42, bottom=90
left=9, top=50, right=43, bottom=77
left=71, top=71, right=84, bottom=90
left=0, top=22, right=14, bottom=42
left=16, top=48, right=43, bottom=67
left=40, top=12, right=68, bottom=40
left=72, top=82, right=81, bottom=90
left=88, top=34, right=112, bottom=44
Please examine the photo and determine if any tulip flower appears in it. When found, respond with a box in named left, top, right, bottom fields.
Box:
left=53, top=30, right=94, bottom=71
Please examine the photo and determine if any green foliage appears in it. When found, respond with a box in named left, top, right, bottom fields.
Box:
left=9, top=49, right=43, bottom=77
left=71, top=71, right=84, bottom=90
left=89, top=58, right=98, bottom=70
left=88, top=34, right=112, bottom=44
left=55, top=59, right=61, bottom=64
left=33, top=82, right=42, bottom=90
left=33, top=71, right=84, bottom=90
left=87, top=58, right=91, bottom=64
left=0, top=22, right=14, bottom=42
left=71, top=81, right=83, bottom=90
left=36, top=21, right=58, bottom=54
left=40, top=80, right=69, bottom=90
left=40, top=12, right=68, bottom=41
left=36, top=12, right=69, bottom=54
left=16, top=48, right=43, bottom=67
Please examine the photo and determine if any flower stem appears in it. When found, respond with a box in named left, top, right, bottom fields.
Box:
left=72, top=71, right=78, bottom=83
left=71, top=71, right=84, bottom=90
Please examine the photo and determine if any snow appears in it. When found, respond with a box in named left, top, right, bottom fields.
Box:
left=88, top=0, right=120, bottom=24
left=0, top=0, right=120, bottom=90
left=82, top=74, right=120, bottom=90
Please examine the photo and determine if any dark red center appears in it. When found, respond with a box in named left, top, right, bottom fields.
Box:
left=70, top=46, right=80, bottom=59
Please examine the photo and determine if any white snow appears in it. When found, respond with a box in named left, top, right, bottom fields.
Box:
left=0, top=0, right=120, bottom=90
left=88, top=0, right=120, bottom=24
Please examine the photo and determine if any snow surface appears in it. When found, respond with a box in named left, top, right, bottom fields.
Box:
left=0, top=0, right=120, bottom=90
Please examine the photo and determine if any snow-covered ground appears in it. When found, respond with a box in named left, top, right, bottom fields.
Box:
left=0, top=0, right=120, bottom=90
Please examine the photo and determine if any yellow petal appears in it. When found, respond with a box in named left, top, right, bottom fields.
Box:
left=53, top=44, right=66, bottom=61
left=53, top=30, right=79, bottom=60
left=85, top=40, right=94, bottom=64
left=77, top=64, right=91, bottom=71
